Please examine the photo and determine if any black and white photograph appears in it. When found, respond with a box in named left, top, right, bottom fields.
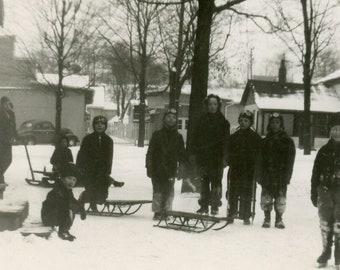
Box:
left=0, top=0, right=340, bottom=269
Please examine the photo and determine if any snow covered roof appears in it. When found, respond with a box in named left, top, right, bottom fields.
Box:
left=36, top=73, right=90, bottom=89
left=244, top=80, right=340, bottom=113
left=146, top=84, right=243, bottom=103
left=0, top=27, right=15, bottom=37
left=315, top=69, right=340, bottom=85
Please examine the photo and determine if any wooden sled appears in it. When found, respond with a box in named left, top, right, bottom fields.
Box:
left=85, top=200, right=152, bottom=217
left=155, top=211, right=226, bottom=233
left=20, top=221, right=54, bottom=238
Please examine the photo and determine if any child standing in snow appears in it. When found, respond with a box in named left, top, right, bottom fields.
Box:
left=256, top=113, right=295, bottom=229
left=146, top=109, right=186, bottom=220
left=311, top=112, right=340, bottom=269
left=50, top=135, right=73, bottom=174
left=192, top=94, right=230, bottom=216
left=41, top=163, right=86, bottom=241
left=77, top=116, right=113, bottom=212
left=227, top=111, right=262, bottom=224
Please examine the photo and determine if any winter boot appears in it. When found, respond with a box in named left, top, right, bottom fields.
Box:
left=153, top=212, right=162, bottom=221
left=317, top=231, right=333, bottom=268
left=58, top=231, right=76, bottom=241
left=89, top=202, right=98, bottom=212
left=262, top=211, right=271, bottom=228
left=210, top=206, right=219, bottom=216
left=275, top=213, right=285, bottom=229
left=196, top=206, right=209, bottom=215
left=243, top=218, right=251, bottom=225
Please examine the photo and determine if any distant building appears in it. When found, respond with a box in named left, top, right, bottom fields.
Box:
left=240, top=61, right=340, bottom=148
left=0, top=28, right=93, bottom=140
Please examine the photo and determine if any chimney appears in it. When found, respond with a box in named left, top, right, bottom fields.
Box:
left=278, top=58, right=287, bottom=84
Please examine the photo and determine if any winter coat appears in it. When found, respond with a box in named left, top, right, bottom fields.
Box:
left=228, top=128, right=262, bottom=186
left=0, top=107, right=16, bottom=145
left=76, top=132, right=113, bottom=178
left=192, top=112, right=230, bottom=176
left=41, top=182, right=85, bottom=226
left=50, top=147, right=73, bottom=172
left=146, top=126, right=186, bottom=180
left=256, top=130, right=295, bottom=187
left=311, top=140, right=340, bottom=191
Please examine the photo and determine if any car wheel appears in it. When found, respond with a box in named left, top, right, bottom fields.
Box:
left=69, top=138, right=77, bottom=147
left=26, top=137, right=36, bottom=145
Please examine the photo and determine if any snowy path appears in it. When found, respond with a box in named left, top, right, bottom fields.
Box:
left=0, top=143, right=325, bottom=270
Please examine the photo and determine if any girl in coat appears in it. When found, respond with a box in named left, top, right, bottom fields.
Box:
left=257, top=113, right=295, bottom=229
left=192, top=94, right=230, bottom=215
left=50, top=135, right=73, bottom=174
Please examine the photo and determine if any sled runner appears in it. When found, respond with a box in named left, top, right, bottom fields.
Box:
left=155, top=211, right=226, bottom=233
left=84, top=200, right=152, bottom=217
left=20, top=221, right=54, bottom=238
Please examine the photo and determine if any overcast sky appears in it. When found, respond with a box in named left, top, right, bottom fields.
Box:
left=3, top=0, right=340, bottom=83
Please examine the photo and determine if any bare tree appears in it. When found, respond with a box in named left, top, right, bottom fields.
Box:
left=34, top=0, right=94, bottom=135
left=97, top=0, right=164, bottom=147
left=266, top=0, right=338, bottom=154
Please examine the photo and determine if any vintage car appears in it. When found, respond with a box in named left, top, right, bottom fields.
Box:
left=16, top=120, right=79, bottom=146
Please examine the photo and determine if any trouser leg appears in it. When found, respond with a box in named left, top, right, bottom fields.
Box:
left=333, top=188, right=340, bottom=265
left=59, top=210, right=75, bottom=233
left=0, top=144, right=12, bottom=183
left=199, top=177, right=211, bottom=207
left=317, top=187, right=335, bottom=264
left=162, top=181, right=175, bottom=213
left=228, top=183, right=239, bottom=218
left=261, top=187, right=274, bottom=212
left=152, top=178, right=162, bottom=213
left=210, top=172, right=223, bottom=209
left=240, top=186, right=253, bottom=220
left=274, top=186, right=287, bottom=221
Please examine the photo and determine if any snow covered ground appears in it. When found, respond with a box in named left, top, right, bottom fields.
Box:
left=0, top=140, right=326, bottom=270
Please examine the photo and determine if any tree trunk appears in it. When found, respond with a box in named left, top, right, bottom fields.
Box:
left=186, top=0, right=214, bottom=151
left=301, top=0, right=312, bottom=155
left=138, top=59, right=147, bottom=147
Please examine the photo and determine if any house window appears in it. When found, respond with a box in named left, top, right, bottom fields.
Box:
left=178, top=119, right=183, bottom=130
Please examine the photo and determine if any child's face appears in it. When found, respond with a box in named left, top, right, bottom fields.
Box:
left=94, top=122, right=106, bottom=133
left=61, top=138, right=68, bottom=148
left=61, top=176, right=77, bottom=189
left=269, top=118, right=281, bottom=133
left=164, top=114, right=177, bottom=127
left=207, top=98, right=219, bottom=114
left=331, top=125, right=340, bottom=142
left=239, top=117, right=251, bottom=130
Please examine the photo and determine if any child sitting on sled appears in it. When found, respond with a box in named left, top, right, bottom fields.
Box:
left=146, top=108, right=187, bottom=220
left=41, top=163, right=86, bottom=241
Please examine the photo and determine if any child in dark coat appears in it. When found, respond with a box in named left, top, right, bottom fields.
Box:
left=227, top=111, right=262, bottom=225
left=192, top=94, right=230, bottom=216
left=50, top=135, right=73, bottom=174
left=311, top=112, right=340, bottom=268
left=146, top=109, right=186, bottom=220
left=77, top=116, right=113, bottom=211
left=41, top=163, right=86, bottom=241
left=256, top=113, right=295, bottom=229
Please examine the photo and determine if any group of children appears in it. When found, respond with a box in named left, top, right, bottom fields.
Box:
left=38, top=93, right=340, bottom=268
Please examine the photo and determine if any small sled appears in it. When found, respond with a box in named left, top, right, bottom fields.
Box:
left=85, top=200, right=152, bottom=217
left=20, top=221, right=54, bottom=239
left=155, top=211, right=226, bottom=233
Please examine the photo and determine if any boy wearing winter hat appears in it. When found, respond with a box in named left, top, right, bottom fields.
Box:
left=311, top=112, right=340, bottom=268
left=227, top=111, right=262, bottom=225
left=41, top=163, right=86, bottom=241
left=146, top=109, right=187, bottom=220
left=256, top=113, right=295, bottom=229
left=77, top=115, right=114, bottom=211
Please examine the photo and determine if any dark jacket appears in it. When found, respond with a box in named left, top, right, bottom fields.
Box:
left=41, top=182, right=85, bottom=226
left=0, top=108, right=16, bottom=145
left=76, top=132, right=113, bottom=177
left=257, top=130, right=296, bottom=186
left=311, top=140, right=340, bottom=191
left=192, top=112, right=230, bottom=175
left=228, top=128, right=262, bottom=185
left=146, top=126, right=186, bottom=180
left=50, top=147, right=73, bottom=171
